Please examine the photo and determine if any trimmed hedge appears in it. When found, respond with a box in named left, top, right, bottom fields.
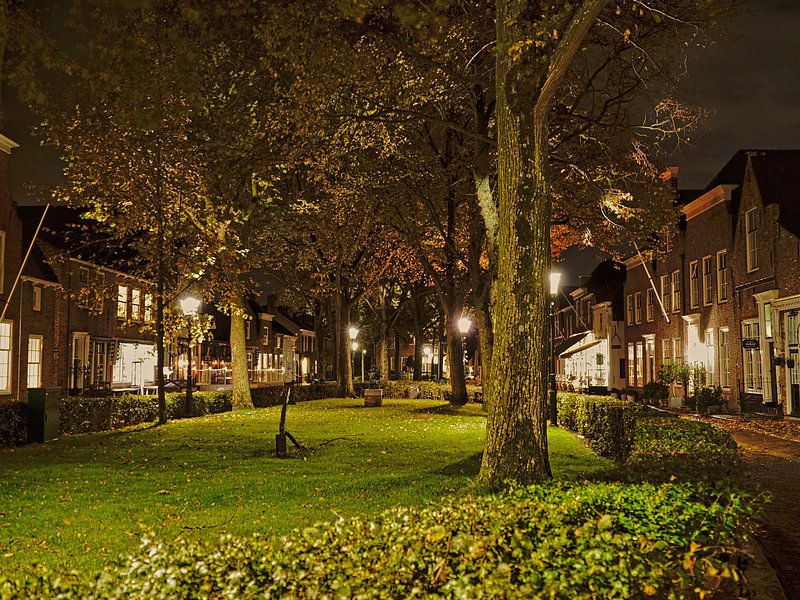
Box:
left=2, top=482, right=754, bottom=599
left=558, top=393, right=641, bottom=461
left=627, top=414, right=741, bottom=483
left=59, top=391, right=232, bottom=435
left=380, top=380, right=483, bottom=403
left=250, top=383, right=339, bottom=407
left=0, top=401, right=27, bottom=448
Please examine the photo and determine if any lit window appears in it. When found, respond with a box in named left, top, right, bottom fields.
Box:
left=634, top=292, right=642, bottom=324
left=702, top=256, right=713, bottom=306
left=689, top=261, right=699, bottom=308
left=144, top=293, right=153, bottom=322
left=716, top=251, right=729, bottom=302
left=746, top=208, right=758, bottom=272
left=33, top=286, right=42, bottom=312
left=0, top=321, right=11, bottom=392
left=662, top=339, right=672, bottom=364
left=78, top=267, right=90, bottom=309
left=742, top=321, right=763, bottom=392
left=131, top=289, right=141, bottom=321
left=671, top=270, right=681, bottom=312
left=627, top=343, right=636, bottom=385
left=626, top=295, right=634, bottom=325
left=660, top=275, right=670, bottom=314
left=720, top=328, right=730, bottom=388
left=673, top=338, right=683, bottom=364
left=705, top=329, right=715, bottom=385
left=646, top=289, right=654, bottom=322
left=27, top=336, right=43, bottom=388
left=117, top=285, right=128, bottom=320
left=764, top=302, right=773, bottom=339
left=635, top=341, right=643, bottom=385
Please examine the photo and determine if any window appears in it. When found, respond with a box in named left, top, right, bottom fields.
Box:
left=673, top=338, right=683, bottom=364
left=702, top=256, right=713, bottom=306
left=689, top=261, right=699, bottom=308
left=635, top=341, right=644, bottom=385
left=78, top=267, right=91, bottom=309
left=32, top=286, right=42, bottom=312
left=716, top=251, right=729, bottom=302
left=720, top=328, right=730, bottom=389
left=131, top=289, right=141, bottom=321
left=764, top=302, right=773, bottom=339
left=634, top=292, right=642, bottom=324
left=646, top=289, right=654, bottom=321
left=742, top=321, right=763, bottom=392
left=0, top=230, right=5, bottom=294
left=705, top=329, right=715, bottom=385
left=27, top=336, right=43, bottom=388
left=92, top=272, right=104, bottom=314
left=0, top=321, right=11, bottom=392
left=626, top=295, right=634, bottom=325
left=144, top=293, right=153, bottom=322
left=117, top=285, right=128, bottom=320
left=662, top=339, right=672, bottom=364
left=746, top=208, right=758, bottom=272
left=627, top=343, right=636, bottom=385
left=660, top=275, right=671, bottom=314
left=671, top=270, right=681, bottom=313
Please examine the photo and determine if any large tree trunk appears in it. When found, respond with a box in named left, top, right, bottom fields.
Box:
left=413, top=323, right=424, bottom=380
left=313, top=302, right=324, bottom=380
left=474, top=305, right=493, bottom=402
left=479, top=1, right=552, bottom=485
left=230, top=295, right=253, bottom=409
left=335, top=293, right=355, bottom=397
left=393, top=331, right=401, bottom=378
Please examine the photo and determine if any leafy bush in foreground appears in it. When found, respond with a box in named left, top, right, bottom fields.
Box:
left=0, top=401, right=26, bottom=447
left=558, top=393, right=641, bottom=460
left=627, top=415, right=740, bottom=483
left=0, top=482, right=753, bottom=599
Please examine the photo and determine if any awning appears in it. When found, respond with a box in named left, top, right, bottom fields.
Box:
left=560, top=338, right=603, bottom=359
left=554, top=333, right=587, bottom=358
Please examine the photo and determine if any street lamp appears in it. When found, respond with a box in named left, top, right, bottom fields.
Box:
left=548, top=271, right=561, bottom=426
left=361, top=348, right=366, bottom=383
left=348, top=326, right=359, bottom=341
left=179, top=294, right=201, bottom=417
left=458, top=315, right=471, bottom=376
left=423, top=345, right=432, bottom=378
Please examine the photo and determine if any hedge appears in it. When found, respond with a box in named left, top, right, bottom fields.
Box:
left=379, top=380, right=483, bottom=403
left=557, top=393, right=641, bottom=461
left=627, top=414, right=741, bottom=483
left=250, top=383, right=339, bottom=407
left=1, top=481, right=754, bottom=599
left=0, top=401, right=27, bottom=448
left=59, top=391, right=233, bottom=435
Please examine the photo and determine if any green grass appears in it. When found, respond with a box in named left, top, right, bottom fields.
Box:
left=0, top=399, right=614, bottom=576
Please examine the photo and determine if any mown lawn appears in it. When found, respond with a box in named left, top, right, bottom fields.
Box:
left=0, top=399, right=614, bottom=576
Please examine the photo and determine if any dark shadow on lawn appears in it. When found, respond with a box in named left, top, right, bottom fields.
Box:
left=412, top=404, right=486, bottom=418
left=437, top=452, right=483, bottom=477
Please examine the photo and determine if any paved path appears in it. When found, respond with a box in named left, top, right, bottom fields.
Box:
left=732, top=429, right=800, bottom=599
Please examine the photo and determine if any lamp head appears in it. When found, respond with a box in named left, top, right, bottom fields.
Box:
left=351, top=341, right=359, bottom=352
left=348, top=326, right=359, bottom=340
left=549, top=271, right=562, bottom=296
left=423, top=345, right=432, bottom=357
left=180, top=294, right=202, bottom=316
left=457, top=316, right=471, bottom=334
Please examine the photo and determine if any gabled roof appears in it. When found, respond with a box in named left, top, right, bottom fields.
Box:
left=749, top=151, right=800, bottom=236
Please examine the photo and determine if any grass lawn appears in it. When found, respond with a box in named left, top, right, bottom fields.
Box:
left=0, top=399, right=614, bottom=577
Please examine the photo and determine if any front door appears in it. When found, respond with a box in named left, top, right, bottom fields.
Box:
left=787, top=312, right=800, bottom=414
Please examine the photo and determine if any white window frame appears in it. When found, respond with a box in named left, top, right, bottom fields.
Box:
left=705, top=328, right=715, bottom=385
left=144, top=293, right=153, bottom=322
left=27, top=335, right=43, bottom=389
left=764, top=302, right=773, bottom=339
left=673, top=337, right=683, bottom=365
left=662, top=338, right=672, bottom=364
left=689, top=260, right=699, bottom=308
left=626, top=295, right=634, bottom=325
left=117, top=285, right=128, bottom=320
left=660, top=275, right=670, bottom=314
left=671, top=270, right=681, bottom=313
left=716, top=250, right=729, bottom=303
left=719, top=328, right=730, bottom=389
left=646, top=289, right=655, bottom=322
left=702, top=255, right=713, bottom=306
left=627, top=343, right=635, bottom=385
left=131, top=288, right=141, bottom=321
left=0, top=320, right=12, bottom=393
left=742, top=320, right=763, bottom=393
left=745, top=208, right=758, bottom=272
left=33, top=285, right=42, bottom=312
left=634, top=292, right=642, bottom=324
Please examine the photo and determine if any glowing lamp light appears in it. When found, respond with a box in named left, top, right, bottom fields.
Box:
left=549, top=271, right=562, bottom=297
left=348, top=326, right=359, bottom=341
left=180, top=294, right=202, bottom=316
left=351, top=341, right=359, bottom=352
left=457, top=316, right=471, bottom=335
left=423, top=345, right=432, bottom=357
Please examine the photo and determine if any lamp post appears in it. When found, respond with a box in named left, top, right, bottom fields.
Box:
left=549, top=272, right=561, bottom=426
left=348, top=326, right=359, bottom=382
left=423, top=345, right=432, bottom=377
left=458, top=315, right=471, bottom=376
left=361, top=348, right=366, bottom=382
left=179, top=294, right=202, bottom=417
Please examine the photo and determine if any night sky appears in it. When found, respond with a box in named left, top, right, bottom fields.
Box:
left=3, top=0, right=799, bottom=284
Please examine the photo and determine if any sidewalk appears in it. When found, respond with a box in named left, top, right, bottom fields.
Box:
left=688, top=414, right=800, bottom=599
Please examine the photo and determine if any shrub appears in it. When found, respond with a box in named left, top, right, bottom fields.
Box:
left=59, top=391, right=232, bottom=435
left=557, top=393, right=641, bottom=461
left=627, top=415, right=740, bottom=483
left=381, top=380, right=482, bottom=403
left=2, top=481, right=754, bottom=599
left=250, top=383, right=339, bottom=407
left=0, top=401, right=27, bottom=448
left=642, top=381, right=668, bottom=403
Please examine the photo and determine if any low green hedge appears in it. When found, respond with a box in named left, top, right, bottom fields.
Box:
left=3, top=481, right=754, bottom=599
left=0, top=401, right=27, bottom=448
left=250, top=383, right=339, bottom=407
left=381, top=380, right=482, bottom=403
left=59, top=391, right=232, bottom=435
left=558, top=393, right=641, bottom=461
left=627, top=415, right=740, bottom=483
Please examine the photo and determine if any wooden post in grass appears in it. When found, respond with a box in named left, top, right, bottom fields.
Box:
left=276, top=386, right=303, bottom=458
